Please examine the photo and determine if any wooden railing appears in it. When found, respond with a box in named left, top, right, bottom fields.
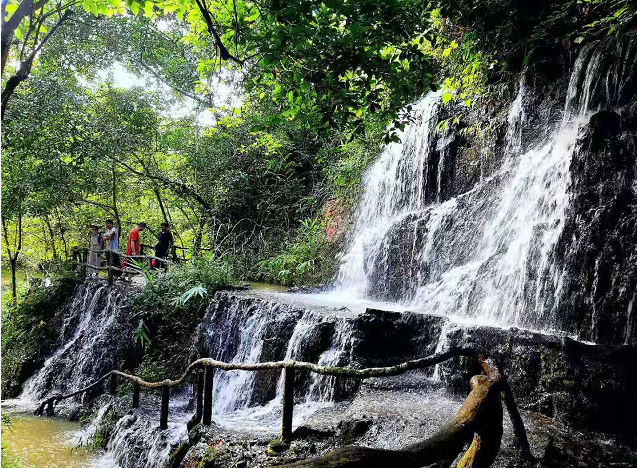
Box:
left=138, top=244, right=215, bottom=262
left=71, top=247, right=172, bottom=283
left=35, top=349, right=478, bottom=441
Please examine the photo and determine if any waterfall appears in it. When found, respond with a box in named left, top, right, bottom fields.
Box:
left=20, top=283, right=124, bottom=402
left=210, top=300, right=274, bottom=413
left=305, top=320, right=354, bottom=403
left=336, top=42, right=615, bottom=335
left=337, top=93, right=442, bottom=299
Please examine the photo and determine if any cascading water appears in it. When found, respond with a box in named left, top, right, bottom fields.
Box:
left=204, top=296, right=356, bottom=421
left=7, top=37, right=635, bottom=468
left=20, top=283, right=125, bottom=402
left=336, top=41, right=622, bottom=336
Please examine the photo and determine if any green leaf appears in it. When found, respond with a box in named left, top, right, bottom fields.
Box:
left=143, top=1, right=154, bottom=17
left=130, top=1, right=140, bottom=15
left=5, top=3, right=18, bottom=15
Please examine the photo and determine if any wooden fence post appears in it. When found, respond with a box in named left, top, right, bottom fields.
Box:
left=203, top=367, right=214, bottom=425
left=282, top=367, right=295, bottom=441
left=109, top=373, right=117, bottom=396
left=196, top=371, right=204, bottom=419
left=132, top=381, right=140, bottom=408
left=160, top=386, right=169, bottom=430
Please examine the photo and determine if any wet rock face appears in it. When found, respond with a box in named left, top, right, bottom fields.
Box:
left=555, top=104, right=637, bottom=344
left=436, top=323, right=637, bottom=437
left=349, top=309, right=445, bottom=367
left=204, top=293, right=636, bottom=437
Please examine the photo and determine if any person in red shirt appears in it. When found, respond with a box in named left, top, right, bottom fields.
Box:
left=127, top=222, right=147, bottom=256
left=122, top=222, right=147, bottom=280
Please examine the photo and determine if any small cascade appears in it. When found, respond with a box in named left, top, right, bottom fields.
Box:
left=95, top=393, right=192, bottom=468
left=206, top=297, right=356, bottom=417
left=21, top=283, right=126, bottom=402
left=335, top=40, right=633, bottom=338
left=210, top=300, right=274, bottom=413
left=305, top=320, right=355, bottom=402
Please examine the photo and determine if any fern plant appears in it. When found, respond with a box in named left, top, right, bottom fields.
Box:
left=133, top=319, right=152, bottom=349
left=170, top=285, right=208, bottom=307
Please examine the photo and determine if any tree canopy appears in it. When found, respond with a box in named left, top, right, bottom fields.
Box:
left=2, top=0, right=636, bottom=295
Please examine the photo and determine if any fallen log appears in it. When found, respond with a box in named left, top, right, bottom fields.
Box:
left=275, top=366, right=504, bottom=468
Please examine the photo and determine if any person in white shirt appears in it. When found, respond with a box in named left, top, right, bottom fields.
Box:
left=103, top=219, right=122, bottom=277
left=87, top=223, right=103, bottom=276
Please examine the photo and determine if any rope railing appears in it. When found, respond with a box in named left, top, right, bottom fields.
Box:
left=35, top=348, right=477, bottom=439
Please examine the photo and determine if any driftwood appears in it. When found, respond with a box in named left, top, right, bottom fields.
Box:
left=274, top=365, right=504, bottom=468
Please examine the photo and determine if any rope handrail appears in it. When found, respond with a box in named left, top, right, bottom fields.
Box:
left=35, top=348, right=475, bottom=414
left=33, top=345, right=534, bottom=458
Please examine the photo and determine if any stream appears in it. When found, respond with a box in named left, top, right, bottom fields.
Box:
left=1, top=412, right=102, bottom=468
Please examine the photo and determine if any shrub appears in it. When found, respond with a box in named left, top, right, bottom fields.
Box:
left=256, top=218, right=337, bottom=286
left=130, top=257, right=235, bottom=379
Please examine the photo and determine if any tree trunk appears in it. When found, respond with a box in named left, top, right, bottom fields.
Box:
left=2, top=214, right=22, bottom=299
left=10, top=258, right=17, bottom=298
left=1, top=65, right=30, bottom=118
left=193, top=216, right=207, bottom=256
left=112, top=164, right=122, bottom=235
left=1, top=0, right=35, bottom=73
left=56, top=208, right=69, bottom=260
left=44, top=215, right=58, bottom=260
left=153, top=187, right=169, bottom=225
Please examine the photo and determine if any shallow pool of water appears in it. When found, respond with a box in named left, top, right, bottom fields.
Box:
left=1, top=413, right=99, bottom=468
left=246, top=281, right=290, bottom=293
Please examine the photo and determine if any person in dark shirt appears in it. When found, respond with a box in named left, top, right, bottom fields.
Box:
left=154, top=222, right=174, bottom=269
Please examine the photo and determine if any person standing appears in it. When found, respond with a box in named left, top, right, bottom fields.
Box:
left=122, top=222, right=147, bottom=281
left=103, top=219, right=122, bottom=277
left=87, top=223, right=103, bottom=276
left=126, top=222, right=147, bottom=257
left=154, top=222, right=174, bottom=269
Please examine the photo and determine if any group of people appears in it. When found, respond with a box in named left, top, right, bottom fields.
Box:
left=87, top=220, right=174, bottom=278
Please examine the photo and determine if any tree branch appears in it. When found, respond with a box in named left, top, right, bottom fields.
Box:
left=111, top=156, right=212, bottom=212
left=193, top=0, right=244, bottom=65
left=135, top=57, right=212, bottom=107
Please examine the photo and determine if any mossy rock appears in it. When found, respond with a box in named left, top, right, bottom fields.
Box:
left=198, top=446, right=233, bottom=468
left=267, top=436, right=290, bottom=455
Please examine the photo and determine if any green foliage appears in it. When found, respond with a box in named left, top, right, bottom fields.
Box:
left=1, top=267, right=80, bottom=397
left=170, top=284, right=208, bottom=307
left=130, top=258, right=234, bottom=377
left=133, top=258, right=234, bottom=315
left=257, top=218, right=334, bottom=286
left=133, top=319, right=152, bottom=349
